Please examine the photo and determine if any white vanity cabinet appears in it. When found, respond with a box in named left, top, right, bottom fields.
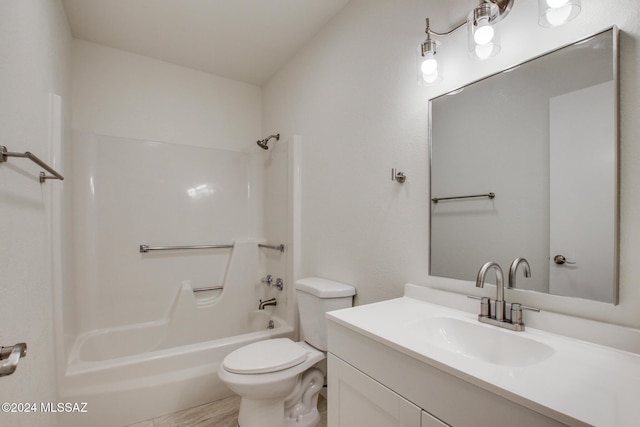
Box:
left=327, top=286, right=640, bottom=426
left=327, top=317, right=567, bottom=427
left=328, top=354, right=449, bottom=427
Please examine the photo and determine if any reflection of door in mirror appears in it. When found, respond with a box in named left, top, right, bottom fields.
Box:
left=549, top=81, right=616, bottom=303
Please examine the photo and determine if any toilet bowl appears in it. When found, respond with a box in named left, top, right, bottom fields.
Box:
left=218, top=339, right=325, bottom=427
left=218, top=277, right=355, bottom=427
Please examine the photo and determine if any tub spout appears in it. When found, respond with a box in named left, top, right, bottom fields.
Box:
left=258, top=298, right=277, bottom=310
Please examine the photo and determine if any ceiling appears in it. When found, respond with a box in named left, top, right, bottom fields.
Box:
left=62, top=0, right=351, bottom=86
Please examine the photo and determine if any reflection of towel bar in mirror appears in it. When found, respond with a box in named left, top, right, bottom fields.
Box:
left=0, top=146, right=64, bottom=183
left=258, top=243, right=285, bottom=252
left=193, top=286, right=223, bottom=293
left=139, top=244, right=233, bottom=253
left=431, top=192, right=495, bottom=203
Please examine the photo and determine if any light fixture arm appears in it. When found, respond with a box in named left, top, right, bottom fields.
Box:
left=425, top=0, right=514, bottom=37
left=426, top=18, right=467, bottom=38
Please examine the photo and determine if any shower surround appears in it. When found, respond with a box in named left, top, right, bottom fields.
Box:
left=58, top=132, right=297, bottom=426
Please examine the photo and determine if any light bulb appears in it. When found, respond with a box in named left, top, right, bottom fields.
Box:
left=421, top=55, right=438, bottom=76
left=546, top=0, right=569, bottom=8
left=474, top=20, right=494, bottom=45
left=545, top=4, right=572, bottom=26
left=475, top=43, right=494, bottom=60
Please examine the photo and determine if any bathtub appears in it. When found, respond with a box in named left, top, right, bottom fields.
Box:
left=58, top=239, right=294, bottom=426
left=59, top=309, right=292, bottom=427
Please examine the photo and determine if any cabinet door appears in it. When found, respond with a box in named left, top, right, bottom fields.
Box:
left=422, top=410, right=450, bottom=427
left=328, top=354, right=421, bottom=427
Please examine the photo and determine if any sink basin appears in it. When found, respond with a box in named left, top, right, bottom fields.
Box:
left=418, top=317, right=554, bottom=367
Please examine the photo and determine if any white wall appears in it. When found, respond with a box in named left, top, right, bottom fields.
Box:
left=263, top=0, right=640, bottom=328
left=0, top=0, right=71, bottom=425
left=71, top=39, right=262, bottom=152
left=263, top=0, right=436, bottom=306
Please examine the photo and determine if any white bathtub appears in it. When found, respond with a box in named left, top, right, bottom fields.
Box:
left=59, top=310, right=292, bottom=427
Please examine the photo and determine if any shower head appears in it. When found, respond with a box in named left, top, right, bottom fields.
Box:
left=256, top=133, right=280, bottom=150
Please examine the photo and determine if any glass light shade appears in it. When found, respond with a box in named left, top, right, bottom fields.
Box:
left=416, top=44, right=442, bottom=85
left=468, top=10, right=501, bottom=61
left=538, top=0, right=581, bottom=27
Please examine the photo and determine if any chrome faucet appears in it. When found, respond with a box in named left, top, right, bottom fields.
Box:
left=258, top=298, right=277, bottom=310
left=473, top=260, right=539, bottom=331
left=508, top=257, right=531, bottom=289
left=476, top=261, right=506, bottom=321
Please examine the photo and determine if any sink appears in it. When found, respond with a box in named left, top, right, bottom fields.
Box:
left=418, top=317, right=554, bottom=367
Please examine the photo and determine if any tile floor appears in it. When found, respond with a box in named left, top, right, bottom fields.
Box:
left=126, top=394, right=327, bottom=427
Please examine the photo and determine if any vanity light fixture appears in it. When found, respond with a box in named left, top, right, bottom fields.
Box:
left=418, top=0, right=581, bottom=85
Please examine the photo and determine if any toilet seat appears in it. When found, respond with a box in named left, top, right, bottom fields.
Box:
left=223, top=338, right=308, bottom=374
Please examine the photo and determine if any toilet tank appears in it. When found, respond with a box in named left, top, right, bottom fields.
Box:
left=295, top=277, right=356, bottom=351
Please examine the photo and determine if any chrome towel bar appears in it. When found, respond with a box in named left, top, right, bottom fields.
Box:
left=432, top=192, right=495, bottom=203
left=140, top=244, right=234, bottom=253
left=0, top=146, right=64, bottom=183
left=258, top=243, right=285, bottom=253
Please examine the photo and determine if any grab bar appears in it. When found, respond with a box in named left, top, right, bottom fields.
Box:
left=0, top=146, right=64, bottom=183
left=258, top=243, right=285, bottom=253
left=431, top=192, right=495, bottom=203
left=140, top=244, right=234, bottom=253
left=193, top=286, right=223, bottom=293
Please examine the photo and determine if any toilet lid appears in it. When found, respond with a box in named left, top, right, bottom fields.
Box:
left=223, top=338, right=308, bottom=374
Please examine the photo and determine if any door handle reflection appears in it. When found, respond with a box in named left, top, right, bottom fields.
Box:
left=553, top=255, right=576, bottom=265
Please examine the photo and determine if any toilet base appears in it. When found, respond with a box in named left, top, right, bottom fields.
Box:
left=237, top=397, right=286, bottom=427
left=284, top=407, right=320, bottom=427
left=236, top=399, right=320, bottom=427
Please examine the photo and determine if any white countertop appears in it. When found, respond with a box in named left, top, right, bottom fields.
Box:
left=326, top=286, right=640, bottom=427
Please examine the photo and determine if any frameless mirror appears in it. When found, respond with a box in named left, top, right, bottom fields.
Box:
left=429, top=28, right=618, bottom=304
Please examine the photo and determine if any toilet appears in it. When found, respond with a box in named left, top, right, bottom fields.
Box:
left=218, top=277, right=355, bottom=427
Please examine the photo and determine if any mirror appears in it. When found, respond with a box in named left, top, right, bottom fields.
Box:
left=429, top=28, right=618, bottom=304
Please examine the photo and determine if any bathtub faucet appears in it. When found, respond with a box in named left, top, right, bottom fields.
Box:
left=258, top=298, right=277, bottom=310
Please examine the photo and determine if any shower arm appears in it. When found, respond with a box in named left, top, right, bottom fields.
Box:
left=257, top=133, right=280, bottom=149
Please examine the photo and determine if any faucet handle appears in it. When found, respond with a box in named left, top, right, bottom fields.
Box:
left=261, top=275, right=273, bottom=286
left=510, top=303, right=540, bottom=325
left=467, top=295, right=491, bottom=317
